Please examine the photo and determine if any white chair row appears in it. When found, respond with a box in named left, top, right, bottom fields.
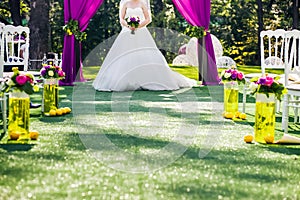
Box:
left=172, top=36, right=236, bottom=69
left=243, top=29, right=300, bottom=134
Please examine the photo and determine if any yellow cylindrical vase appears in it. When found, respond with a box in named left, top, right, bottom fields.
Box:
left=224, top=81, right=239, bottom=113
left=42, top=78, right=59, bottom=116
left=8, top=90, right=30, bottom=143
left=255, top=93, right=276, bottom=143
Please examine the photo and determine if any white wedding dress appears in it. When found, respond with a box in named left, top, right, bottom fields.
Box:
left=92, top=7, right=197, bottom=91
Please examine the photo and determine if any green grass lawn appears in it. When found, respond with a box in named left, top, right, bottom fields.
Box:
left=0, top=65, right=299, bottom=199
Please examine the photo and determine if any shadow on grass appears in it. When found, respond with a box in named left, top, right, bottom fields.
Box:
left=0, top=143, right=35, bottom=152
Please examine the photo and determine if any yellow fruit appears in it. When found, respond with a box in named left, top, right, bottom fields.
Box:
left=49, top=109, right=56, bottom=116
left=29, top=131, right=39, bottom=140
left=61, top=108, right=67, bottom=114
left=65, top=107, right=71, bottom=113
left=239, top=113, right=247, bottom=120
left=244, top=134, right=253, bottom=143
left=56, top=109, right=63, bottom=116
left=264, top=134, right=274, bottom=144
left=9, top=131, right=20, bottom=140
left=224, top=112, right=234, bottom=119
left=235, top=111, right=240, bottom=118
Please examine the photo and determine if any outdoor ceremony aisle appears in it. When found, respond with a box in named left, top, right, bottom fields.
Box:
left=0, top=82, right=299, bottom=199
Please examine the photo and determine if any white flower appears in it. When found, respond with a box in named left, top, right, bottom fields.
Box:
left=8, top=79, right=15, bottom=86
left=224, top=72, right=231, bottom=79
left=249, top=82, right=258, bottom=92
left=48, top=70, right=54, bottom=77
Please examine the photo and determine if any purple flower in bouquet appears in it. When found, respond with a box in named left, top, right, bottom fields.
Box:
left=220, top=67, right=245, bottom=84
left=126, top=16, right=140, bottom=34
left=41, top=69, right=47, bottom=77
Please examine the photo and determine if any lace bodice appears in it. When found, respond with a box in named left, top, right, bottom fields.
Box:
left=125, top=7, right=145, bottom=21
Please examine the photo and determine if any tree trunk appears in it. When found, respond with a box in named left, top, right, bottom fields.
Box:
left=293, top=0, right=299, bottom=29
left=9, top=0, right=21, bottom=25
left=256, top=0, right=264, bottom=66
left=28, top=0, right=50, bottom=70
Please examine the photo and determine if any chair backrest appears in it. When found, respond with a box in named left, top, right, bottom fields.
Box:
left=260, top=29, right=286, bottom=75
left=0, top=25, right=30, bottom=77
left=284, top=29, right=300, bottom=86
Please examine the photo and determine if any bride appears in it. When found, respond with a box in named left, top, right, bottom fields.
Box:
left=92, top=0, right=197, bottom=91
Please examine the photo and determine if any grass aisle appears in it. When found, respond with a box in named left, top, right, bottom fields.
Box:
left=0, top=66, right=299, bottom=199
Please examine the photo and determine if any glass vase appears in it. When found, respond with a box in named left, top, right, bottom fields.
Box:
left=8, top=90, right=30, bottom=142
left=255, top=93, right=276, bottom=143
left=224, top=81, right=239, bottom=113
left=42, top=78, right=59, bottom=116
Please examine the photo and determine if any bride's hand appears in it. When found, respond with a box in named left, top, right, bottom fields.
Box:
left=129, top=26, right=136, bottom=31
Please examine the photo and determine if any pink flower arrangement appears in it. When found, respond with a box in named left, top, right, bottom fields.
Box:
left=220, top=68, right=245, bottom=84
left=0, top=67, right=38, bottom=95
left=249, top=75, right=287, bottom=100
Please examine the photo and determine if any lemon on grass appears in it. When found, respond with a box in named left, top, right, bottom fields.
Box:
left=239, top=113, right=247, bottom=120
left=29, top=131, right=39, bottom=140
left=244, top=134, right=253, bottom=143
left=224, top=112, right=234, bottom=119
left=56, top=109, right=63, bottom=116
left=65, top=107, right=71, bottom=113
left=61, top=108, right=67, bottom=115
left=234, top=111, right=241, bottom=118
left=264, top=134, right=274, bottom=144
left=9, top=131, right=20, bottom=140
left=49, top=109, right=56, bottom=116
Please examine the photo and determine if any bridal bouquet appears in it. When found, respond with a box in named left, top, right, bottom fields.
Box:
left=126, top=16, right=140, bottom=34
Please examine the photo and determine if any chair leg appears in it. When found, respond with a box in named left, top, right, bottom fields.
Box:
left=282, top=94, right=289, bottom=134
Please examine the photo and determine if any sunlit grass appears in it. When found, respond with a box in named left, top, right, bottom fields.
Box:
left=0, top=65, right=299, bottom=199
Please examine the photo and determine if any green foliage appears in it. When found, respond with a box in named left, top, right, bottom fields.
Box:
left=63, top=19, right=87, bottom=42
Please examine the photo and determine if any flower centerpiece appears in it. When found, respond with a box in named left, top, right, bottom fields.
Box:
left=126, top=16, right=140, bottom=34
left=220, top=68, right=246, bottom=116
left=249, top=75, right=287, bottom=143
left=220, top=68, right=246, bottom=84
left=40, top=65, right=65, bottom=116
left=1, top=67, right=39, bottom=143
left=1, top=67, right=39, bottom=95
left=249, top=75, right=287, bottom=101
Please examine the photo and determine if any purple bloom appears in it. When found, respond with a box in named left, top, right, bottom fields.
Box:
left=41, top=69, right=47, bottom=77
left=258, top=77, right=267, bottom=85
left=231, top=70, right=238, bottom=79
left=44, top=65, right=51, bottom=69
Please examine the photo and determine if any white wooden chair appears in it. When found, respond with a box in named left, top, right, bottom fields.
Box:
left=0, top=25, right=30, bottom=78
left=281, top=29, right=300, bottom=133
left=0, top=23, right=8, bottom=134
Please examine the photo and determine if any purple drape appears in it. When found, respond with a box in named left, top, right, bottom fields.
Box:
left=172, top=0, right=219, bottom=85
left=60, top=0, right=104, bottom=86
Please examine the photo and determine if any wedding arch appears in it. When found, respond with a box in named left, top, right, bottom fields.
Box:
left=60, top=0, right=219, bottom=86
